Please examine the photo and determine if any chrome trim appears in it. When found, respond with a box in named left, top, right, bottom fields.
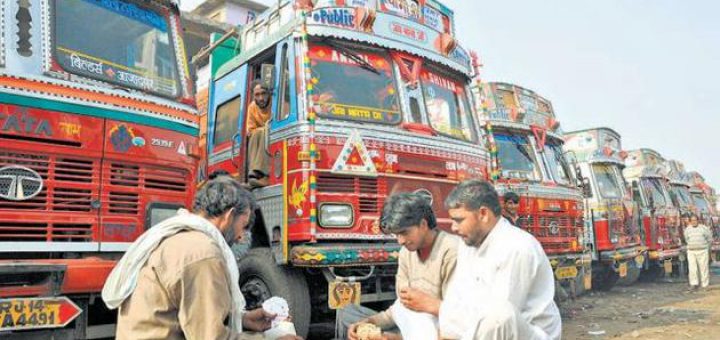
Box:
left=0, top=242, right=99, bottom=252
left=0, top=71, right=198, bottom=120
left=306, top=26, right=472, bottom=77
left=315, top=233, right=396, bottom=241
left=270, top=121, right=488, bottom=160
left=99, top=242, right=132, bottom=252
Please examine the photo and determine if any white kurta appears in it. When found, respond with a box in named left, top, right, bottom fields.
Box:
left=439, top=218, right=561, bottom=340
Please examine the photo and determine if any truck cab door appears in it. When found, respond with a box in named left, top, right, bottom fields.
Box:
left=206, top=66, right=249, bottom=179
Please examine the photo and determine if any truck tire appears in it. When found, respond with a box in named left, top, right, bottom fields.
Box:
left=592, top=266, right=619, bottom=291
left=237, top=248, right=311, bottom=337
left=616, top=265, right=641, bottom=286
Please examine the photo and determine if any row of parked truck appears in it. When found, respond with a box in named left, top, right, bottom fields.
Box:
left=0, top=0, right=717, bottom=338
left=478, top=82, right=719, bottom=297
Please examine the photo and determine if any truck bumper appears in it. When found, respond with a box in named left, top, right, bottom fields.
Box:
left=290, top=243, right=402, bottom=267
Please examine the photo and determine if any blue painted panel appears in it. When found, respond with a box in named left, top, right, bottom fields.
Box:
left=207, top=66, right=248, bottom=156
left=270, top=38, right=299, bottom=131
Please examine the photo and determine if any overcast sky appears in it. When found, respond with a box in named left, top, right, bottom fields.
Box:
left=181, top=0, right=719, bottom=191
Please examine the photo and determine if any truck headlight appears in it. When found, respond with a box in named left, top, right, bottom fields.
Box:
left=319, top=204, right=354, bottom=227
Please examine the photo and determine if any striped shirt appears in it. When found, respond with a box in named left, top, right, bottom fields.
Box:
left=684, top=224, right=713, bottom=250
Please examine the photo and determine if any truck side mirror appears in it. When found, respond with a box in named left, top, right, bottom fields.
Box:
left=260, top=64, right=275, bottom=90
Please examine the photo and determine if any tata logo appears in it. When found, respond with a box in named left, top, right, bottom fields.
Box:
left=312, top=9, right=355, bottom=28
left=0, top=111, right=53, bottom=137
left=0, top=165, right=44, bottom=201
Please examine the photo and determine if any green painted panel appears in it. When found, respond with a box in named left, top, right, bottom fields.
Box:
left=0, top=92, right=198, bottom=136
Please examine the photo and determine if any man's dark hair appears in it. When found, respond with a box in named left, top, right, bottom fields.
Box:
left=208, top=169, right=231, bottom=180
left=503, top=191, right=520, bottom=204
left=251, top=79, right=270, bottom=92
left=681, top=212, right=691, bottom=219
left=193, top=176, right=257, bottom=223
left=445, top=180, right=502, bottom=216
left=379, top=193, right=436, bottom=234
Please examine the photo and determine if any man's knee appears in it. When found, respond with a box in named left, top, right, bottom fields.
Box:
left=484, top=301, right=518, bottom=328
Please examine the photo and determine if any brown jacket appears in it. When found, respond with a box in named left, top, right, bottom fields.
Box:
left=246, top=101, right=271, bottom=134
left=116, top=230, right=234, bottom=340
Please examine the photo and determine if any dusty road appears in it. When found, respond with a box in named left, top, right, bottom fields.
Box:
left=562, top=275, right=720, bottom=339
left=311, top=272, right=720, bottom=339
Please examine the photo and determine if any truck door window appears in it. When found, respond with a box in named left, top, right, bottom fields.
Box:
left=277, top=44, right=291, bottom=121
left=494, top=133, right=540, bottom=180
left=592, top=164, right=622, bottom=198
left=213, top=96, right=242, bottom=145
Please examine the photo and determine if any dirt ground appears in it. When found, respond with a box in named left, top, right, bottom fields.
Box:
left=311, top=272, right=720, bottom=339
left=561, top=274, right=720, bottom=339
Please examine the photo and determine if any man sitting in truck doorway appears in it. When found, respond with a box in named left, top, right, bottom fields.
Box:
left=102, top=177, right=301, bottom=340
left=440, top=180, right=561, bottom=340
left=247, top=80, right=272, bottom=188
left=345, top=192, right=460, bottom=340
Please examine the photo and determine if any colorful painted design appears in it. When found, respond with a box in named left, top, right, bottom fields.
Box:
left=109, top=124, right=145, bottom=153
left=291, top=244, right=402, bottom=266
left=289, top=178, right=309, bottom=211
left=564, top=128, right=625, bottom=164
left=331, top=130, right=378, bottom=175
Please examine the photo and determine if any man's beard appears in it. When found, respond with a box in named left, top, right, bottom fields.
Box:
left=256, top=99, right=269, bottom=109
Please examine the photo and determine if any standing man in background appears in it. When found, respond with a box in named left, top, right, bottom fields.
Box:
left=684, top=214, right=713, bottom=291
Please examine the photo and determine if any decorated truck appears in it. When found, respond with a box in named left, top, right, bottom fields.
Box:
left=0, top=0, right=198, bottom=338
left=201, top=0, right=488, bottom=335
left=624, top=149, right=684, bottom=279
left=474, top=82, right=590, bottom=296
left=688, top=171, right=720, bottom=260
left=563, top=128, right=645, bottom=289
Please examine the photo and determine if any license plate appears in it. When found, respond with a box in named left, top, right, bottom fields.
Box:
left=664, top=260, right=673, bottom=274
left=619, top=262, right=628, bottom=278
left=0, top=297, right=81, bottom=332
left=555, top=266, right=578, bottom=279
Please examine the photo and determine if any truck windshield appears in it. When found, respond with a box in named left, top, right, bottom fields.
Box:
left=309, top=43, right=401, bottom=125
left=54, top=0, right=180, bottom=98
left=641, top=178, right=668, bottom=207
left=494, top=133, right=539, bottom=180
left=421, top=70, right=476, bottom=141
left=592, top=164, right=622, bottom=198
left=692, top=194, right=710, bottom=212
left=669, top=184, right=692, bottom=209
left=542, top=142, right=572, bottom=185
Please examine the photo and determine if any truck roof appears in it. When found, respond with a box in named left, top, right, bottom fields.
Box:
left=214, top=0, right=472, bottom=80
left=563, top=127, right=625, bottom=165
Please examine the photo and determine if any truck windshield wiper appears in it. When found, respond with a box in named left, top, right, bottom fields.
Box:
left=323, top=39, right=380, bottom=75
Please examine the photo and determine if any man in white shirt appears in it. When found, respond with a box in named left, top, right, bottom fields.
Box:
left=439, top=180, right=561, bottom=340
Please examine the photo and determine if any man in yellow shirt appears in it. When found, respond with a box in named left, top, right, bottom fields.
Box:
left=247, top=81, right=272, bottom=188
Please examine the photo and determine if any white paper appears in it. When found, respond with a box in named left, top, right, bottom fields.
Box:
left=390, top=301, right=439, bottom=340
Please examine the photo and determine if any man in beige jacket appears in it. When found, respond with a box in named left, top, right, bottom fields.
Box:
left=346, top=192, right=459, bottom=340
left=103, top=177, right=301, bottom=339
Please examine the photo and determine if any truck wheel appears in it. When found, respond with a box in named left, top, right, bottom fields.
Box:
left=616, top=265, right=641, bottom=286
left=237, top=248, right=311, bottom=337
left=592, top=266, right=619, bottom=291
left=639, top=264, right=663, bottom=282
